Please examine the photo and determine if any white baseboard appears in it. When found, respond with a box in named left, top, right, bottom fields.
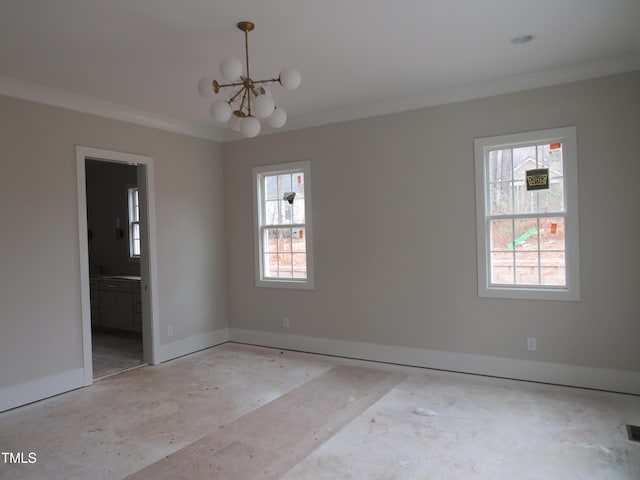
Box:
left=158, top=328, right=230, bottom=364
left=229, top=329, right=640, bottom=395
left=0, top=368, right=85, bottom=413
left=0, top=328, right=230, bottom=412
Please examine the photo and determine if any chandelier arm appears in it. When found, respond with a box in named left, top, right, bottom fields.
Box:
left=252, top=78, right=280, bottom=85
left=215, top=80, right=245, bottom=89
left=239, top=87, right=248, bottom=115
left=244, top=27, right=252, bottom=115
left=244, top=27, right=250, bottom=83
left=228, top=86, right=245, bottom=104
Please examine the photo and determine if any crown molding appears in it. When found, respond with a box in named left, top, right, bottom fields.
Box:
left=2, top=52, right=639, bottom=143
left=0, top=75, right=225, bottom=142
left=276, top=52, right=640, bottom=137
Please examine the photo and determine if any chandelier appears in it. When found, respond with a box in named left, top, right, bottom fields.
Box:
left=198, top=21, right=301, bottom=138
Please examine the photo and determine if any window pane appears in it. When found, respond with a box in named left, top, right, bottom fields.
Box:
left=281, top=201, right=293, bottom=224
left=538, top=142, right=564, bottom=173
left=293, top=198, right=305, bottom=224
left=133, top=190, right=140, bottom=221
left=131, top=222, right=141, bottom=257
left=263, top=228, right=278, bottom=253
left=489, top=182, right=512, bottom=215
left=278, top=253, right=293, bottom=277
left=278, top=174, right=292, bottom=195
left=489, top=149, right=512, bottom=182
left=264, top=200, right=279, bottom=225
left=292, top=228, right=306, bottom=252
left=293, top=253, right=307, bottom=278
left=541, top=252, right=566, bottom=286
left=513, top=218, right=538, bottom=251
left=490, top=219, right=513, bottom=251
left=514, top=182, right=536, bottom=214
left=277, top=228, right=292, bottom=253
left=490, top=251, right=514, bottom=284
left=514, top=252, right=539, bottom=285
left=265, top=176, right=278, bottom=200
left=538, top=180, right=564, bottom=213
left=513, top=145, right=537, bottom=180
left=264, top=253, right=279, bottom=277
left=293, top=172, right=305, bottom=195
left=540, top=218, right=565, bottom=251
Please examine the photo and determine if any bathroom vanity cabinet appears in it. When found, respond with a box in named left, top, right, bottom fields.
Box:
left=90, top=277, right=142, bottom=333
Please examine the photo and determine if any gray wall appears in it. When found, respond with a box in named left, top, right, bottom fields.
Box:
left=0, top=95, right=227, bottom=389
left=1, top=71, right=638, bottom=401
left=223, top=71, right=640, bottom=375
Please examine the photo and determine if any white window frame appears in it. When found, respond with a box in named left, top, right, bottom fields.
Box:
left=252, top=160, right=314, bottom=289
left=474, top=126, right=580, bottom=301
left=127, top=186, right=141, bottom=258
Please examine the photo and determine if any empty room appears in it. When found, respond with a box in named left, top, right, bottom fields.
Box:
left=1, top=1, right=639, bottom=478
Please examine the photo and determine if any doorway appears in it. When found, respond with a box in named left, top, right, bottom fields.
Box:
left=76, top=147, right=159, bottom=385
left=85, top=160, right=142, bottom=377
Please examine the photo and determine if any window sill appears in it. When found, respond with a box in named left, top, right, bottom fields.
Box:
left=479, top=285, right=579, bottom=301
left=256, top=278, right=314, bottom=290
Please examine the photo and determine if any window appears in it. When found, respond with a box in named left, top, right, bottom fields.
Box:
left=127, top=187, right=140, bottom=258
left=253, top=161, right=314, bottom=289
left=474, top=127, right=579, bottom=300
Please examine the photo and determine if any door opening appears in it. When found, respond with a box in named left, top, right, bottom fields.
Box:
left=85, top=160, right=143, bottom=378
left=76, top=147, right=159, bottom=386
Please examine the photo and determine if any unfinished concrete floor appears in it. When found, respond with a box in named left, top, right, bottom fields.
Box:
left=1, top=343, right=639, bottom=479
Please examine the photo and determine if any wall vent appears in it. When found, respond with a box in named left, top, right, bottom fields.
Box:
left=627, top=425, right=640, bottom=442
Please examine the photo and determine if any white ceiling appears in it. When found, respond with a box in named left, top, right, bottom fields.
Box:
left=1, top=0, right=639, bottom=141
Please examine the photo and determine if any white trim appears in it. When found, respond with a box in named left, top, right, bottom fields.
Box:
left=474, top=126, right=580, bottom=301
left=229, top=329, right=640, bottom=395
left=0, top=75, right=222, bottom=142
left=76, top=158, right=93, bottom=385
left=4, top=54, right=640, bottom=143
left=76, top=147, right=161, bottom=387
left=0, top=368, right=85, bottom=413
left=157, top=328, right=230, bottom=364
left=137, top=161, right=161, bottom=366
left=252, top=160, right=314, bottom=289
left=285, top=54, right=640, bottom=138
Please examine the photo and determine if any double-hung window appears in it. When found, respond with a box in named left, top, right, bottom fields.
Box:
left=127, top=187, right=141, bottom=258
left=474, top=126, right=579, bottom=300
left=253, top=160, right=314, bottom=289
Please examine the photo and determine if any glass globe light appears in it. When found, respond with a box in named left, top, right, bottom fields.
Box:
left=240, top=116, right=261, bottom=138
left=220, top=57, right=243, bottom=82
left=197, top=76, right=215, bottom=98
left=279, top=67, right=301, bottom=90
left=267, top=107, right=287, bottom=128
left=210, top=99, right=232, bottom=123
left=229, top=114, right=242, bottom=132
left=253, top=94, right=275, bottom=119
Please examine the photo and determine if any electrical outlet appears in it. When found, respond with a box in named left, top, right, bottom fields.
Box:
left=168, top=324, right=173, bottom=337
left=283, top=317, right=290, bottom=328
left=527, top=337, right=537, bottom=351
